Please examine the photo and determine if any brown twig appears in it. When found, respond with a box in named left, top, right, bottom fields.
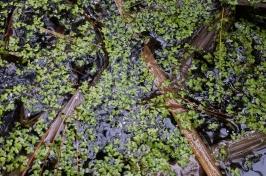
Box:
left=212, top=132, right=266, bottom=163
left=21, top=90, right=84, bottom=176
left=114, top=0, right=125, bottom=17
left=236, top=0, right=266, bottom=8
left=4, top=7, right=16, bottom=49
left=141, top=44, right=222, bottom=176
left=227, top=132, right=266, bottom=161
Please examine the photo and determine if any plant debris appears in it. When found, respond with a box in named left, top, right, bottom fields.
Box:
left=0, top=0, right=265, bottom=175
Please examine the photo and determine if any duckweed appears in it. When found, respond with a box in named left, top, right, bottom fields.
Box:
left=0, top=0, right=265, bottom=175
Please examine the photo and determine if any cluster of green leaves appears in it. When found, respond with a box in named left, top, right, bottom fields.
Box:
left=187, top=20, right=266, bottom=132
left=0, top=0, right=99, bottom=174
left=0, top=120, right=48, bottom=174
left=0, top=2, right=8, bottom=38
left=64, top=12, right=191, bottom=174
left=0, top=0, right=99, bottom=115
left=25, top=18, right=192, bottom=175
left=222, top=0, right=265, bottom=5
left=4, top=0, right=265, bottom=175
left=0, top=0, right=197, bottom=175
left=41, top=2, right=198, bottom=173
left=122, top=0, right=213, bottom=77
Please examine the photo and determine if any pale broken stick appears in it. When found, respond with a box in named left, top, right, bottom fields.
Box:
left=228, top=133, right=266, bottom=160
left=211, top=131, right=266, bottom=170
left=114, top=0, right=125, bottom=17
left=141, top=44, right=222, bottom=176
left=21, top=90, right=84, bottom=176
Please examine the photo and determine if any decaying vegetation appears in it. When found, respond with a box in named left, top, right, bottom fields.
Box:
left=0, top=0, right=265, bottom=175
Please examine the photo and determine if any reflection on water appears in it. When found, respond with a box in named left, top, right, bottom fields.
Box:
left=241, top=148, right=266, bottom=176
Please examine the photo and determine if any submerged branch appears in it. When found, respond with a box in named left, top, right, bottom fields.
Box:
left=212, top=132, right=266, bottom=163
left=4, top=7, right=16, bottom=49
left=227, top=132, right=266, bottom=161
left=141, top=44, right=222, bottom=176
left=236, top=0, right=266, bottom=8
left=21, top=90, right=84, bottom=176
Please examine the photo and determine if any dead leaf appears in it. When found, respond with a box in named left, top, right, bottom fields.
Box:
left=191, top=26, right=216, bottom=52
left=14, top=101, right=44, bottom=127
left=4, top=7, right=16, bottom=49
